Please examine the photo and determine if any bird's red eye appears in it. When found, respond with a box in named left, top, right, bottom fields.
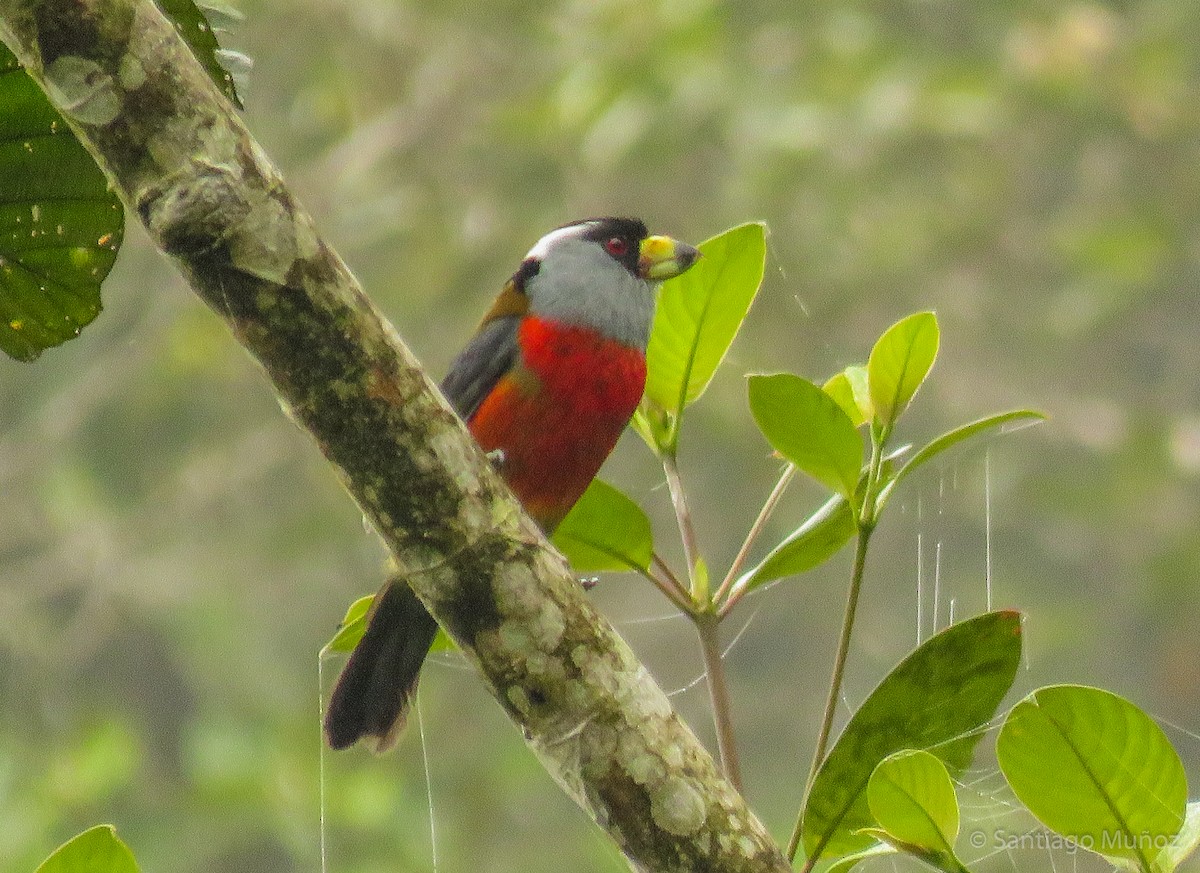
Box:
left=604, top=237, right=628, bottom=257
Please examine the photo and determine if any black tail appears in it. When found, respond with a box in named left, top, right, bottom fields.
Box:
left=324, top=578, right=440, bottom=752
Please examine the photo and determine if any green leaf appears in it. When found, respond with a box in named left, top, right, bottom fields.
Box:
left=748, top=373, right=864, bottom=497
left=692, top=555, right=710, bottom=601
left=1113, top=802, right=1200, bottom=873
left=156, top=0, right=244, bottom=108
left=996, top=685, right=1187, bottom=870
left=0, top=46, right=124, bottom=362
left=35, top=825, right=139, bottom=873
left=824, top=365, right=872, bottom=428
left=552, top=479, right=653, bottom=573
left=734, top=494, right=855, bottom=594
left=630, top=404, right=669, bottom=454
left=1150, top=802, right=1200, bottom=873
left=323, top=592, right=455, bottom=657
left=877, top=409, right=1047, bottom=509
left=867, top=750, right=966, bottom=873
left=428, top=626, right=455, bottom=654
left=825, top=844, right=897, bottom=873
left=803, top=611, right=1023, bottom=861
left=868, top=312, right=939, bottom=431
left=644, top=222, right=766, bottom=436
left=322, top=594, right=375, bottom=655
left=857, top=828, right=969, bottom=873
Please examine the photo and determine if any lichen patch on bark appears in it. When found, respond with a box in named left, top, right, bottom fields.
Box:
left=43, top=54, right=120, bottom=124
left=650, top=776, right=707, bottom=837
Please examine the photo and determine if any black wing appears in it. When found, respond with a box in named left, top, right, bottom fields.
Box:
left=439, top=316, right=521, bottom=421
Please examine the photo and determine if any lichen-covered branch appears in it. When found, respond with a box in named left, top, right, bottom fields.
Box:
left=0, top=1, right=790, bottom=870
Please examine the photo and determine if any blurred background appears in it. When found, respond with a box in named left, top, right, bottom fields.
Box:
left=3, top=0, right=1200, bottom=870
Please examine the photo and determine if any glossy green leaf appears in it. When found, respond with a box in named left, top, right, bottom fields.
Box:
left=803, top=611, right=1022, bottom=862
left=748, top=373, right=863, bottom=497
left=323, top=592, right=454, bottom=657
left=35, top=825, right=139, bottom=873
left=877, top=409, right=1047, bottom=509
left=156, top=0, right=243, bottom=108
left=997, top=685, right=1187, bottom=870
left=644, top=222, right=766, bottom=434
left=868, top=312, right=939, bottom=430
left=824, top=365, right=872, bottom=428
left=0, top=45, right=124, bottom=362
left=552, top=478, right=653, bottom=572
left=867, top=750, right=966, bottom=873
left=734, top=494, right=855, bottom=594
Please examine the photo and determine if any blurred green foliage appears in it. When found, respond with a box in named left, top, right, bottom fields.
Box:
left=4, top=0, right=1200, bottom=870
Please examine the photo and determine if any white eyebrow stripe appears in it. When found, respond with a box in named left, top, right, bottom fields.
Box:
left=525, top=222, right=594, bottom=260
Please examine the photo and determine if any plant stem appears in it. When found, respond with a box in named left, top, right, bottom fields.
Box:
left=641, top=556, right=694, bottom=615
left=660, top=445, right=745, bottom=787
left=805, top=527, right=873, bottom=781
left=785, top=524, right=873, bottom=865
left=652, top=552, right=688, bottom=596
left=696, top=612, right=743, bottom=790
left=663, top=452, right=705, bottom=600
left=714, top=463, right=796, bottom=610
left=786, top=437, right=886, bottom=867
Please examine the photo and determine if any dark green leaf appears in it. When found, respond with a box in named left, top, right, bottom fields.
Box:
left=0, top=46, right=123, bottom=361
left=824, top=365, right=872, bottom=428
left=877, top=409, right=1046, bottom=509
left=155, top=0, right=244, bottom=108
left=803, top=611, right=1022, bottom=861
left=644, top=222, right=766, bottom=442
left=35, top=825, right=139, bottom=873
left=748, top=373, right=863, bottom=497
left=868, top=312, right=939, bottom=431
left=734, top=494, right=855, bottom=594
left=867, top=750, right=967, bottom=873
left=997, top=685, right=1186, bottom=870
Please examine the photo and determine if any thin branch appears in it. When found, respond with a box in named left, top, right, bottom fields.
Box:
left=696, top=613, right=743, bottom=791
left=663, top=452, right=705, bottom=600
left=651, top=551, right=690, bottom=597
left=786, top=524, right=872, bottom=867
left=787, top=438, right=885, bottom=868
left=715, top=463, right=796, bottom=608
left=639, top=561, right=694, bottom=615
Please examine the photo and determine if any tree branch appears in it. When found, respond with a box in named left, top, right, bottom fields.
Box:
left=0, top=1, right=789, bottom=869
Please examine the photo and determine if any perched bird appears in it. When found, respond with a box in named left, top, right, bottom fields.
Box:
left=325, top=217, right=701, bottom=752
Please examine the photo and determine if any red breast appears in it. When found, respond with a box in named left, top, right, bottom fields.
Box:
left=467, top=315, right=646, bottom=531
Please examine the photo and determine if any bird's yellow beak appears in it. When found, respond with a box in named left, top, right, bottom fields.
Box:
left=638, top=235, right=701, bottom=281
